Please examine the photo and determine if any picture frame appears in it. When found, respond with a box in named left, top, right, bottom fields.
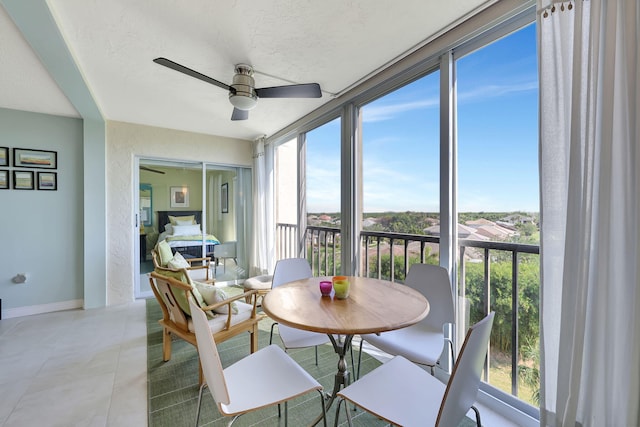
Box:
left=0, top=170, right=8, bottom=189
left=13, top=148, right=57, bottom=169
left=13, top=170, right=34, bottom=190
left=221, top=182, right=229, bottom=213
left=170, top=186, right=189, bottom=208
left=0, top=147, right=8, bottom=167
left=37, top=171, right=57, bottom=190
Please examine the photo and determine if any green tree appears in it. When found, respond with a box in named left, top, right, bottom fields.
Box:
left=463, top=257, right=539, bottom=353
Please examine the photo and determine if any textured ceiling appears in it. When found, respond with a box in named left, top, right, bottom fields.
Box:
left=1, top=0, right=493, bottom=140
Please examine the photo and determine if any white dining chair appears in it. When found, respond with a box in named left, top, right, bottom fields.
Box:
left=335, top=312, right=494, bottom=427
left=357, top=263, right=455, bottom=378
left=268, top=258, right=331, bottom=364
left=188, top=297, right=327, bottom=427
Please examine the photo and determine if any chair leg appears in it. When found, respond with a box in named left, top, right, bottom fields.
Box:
left=317, top=389, right=328, bottom=427
left=315, top=345, right=319, bottom=365
left=162, top=328, right=172, bottom=361
left=471, top=405, right=482, bottom=427
left=334, top=397, right=353, bottom=427
left=356, top=339, right=364, bottom=380
left=350, top=344, right=356, bottom=381
left=250, top=323, right=258, bottom=353
left=195, top=382, right=208, bottom=427
left=269, top=322, right=278, bottom=345
left=284, top=401, right=288, bottom=427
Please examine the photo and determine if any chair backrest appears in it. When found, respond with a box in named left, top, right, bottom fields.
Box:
left=189, top=297, right=231, bottom=405
left=272, top=258, right=312, bottom=288
left=436, top=312, right=495, bottom=427
left=404, top=264, right=455, bottom=330
left=151, top=248, right=162, bottom=269
left=149, top=273, right=189, bottom=329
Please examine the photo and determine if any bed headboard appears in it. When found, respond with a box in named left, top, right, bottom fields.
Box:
left=157, top=210, right=202, bottom=230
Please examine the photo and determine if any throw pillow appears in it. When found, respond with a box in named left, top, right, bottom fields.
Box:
left=167, top=251, right=190, bottom=269
left=169, top=215, right=196, bottom=225
left=172, top=224, right=201, bottom=236
left=193, top=281, right=238, bottom=314
left=157, top=240, right=174, bottom=267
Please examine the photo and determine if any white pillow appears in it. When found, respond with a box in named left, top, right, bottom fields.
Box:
left=167, top=251, right=190, bottom=269
left=175, top=219, right=194, bottom=226
left=193, top=282, right=238, bottom=314
left=172, top=224, right=201, bottom=236
left=164, top=223, right=173, bottom=234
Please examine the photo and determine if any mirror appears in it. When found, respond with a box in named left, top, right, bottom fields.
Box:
left=140, top=183, right=152, bottom=228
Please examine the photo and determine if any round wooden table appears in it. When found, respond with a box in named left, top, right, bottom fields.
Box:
left=262, top=276, right=430, bottom=425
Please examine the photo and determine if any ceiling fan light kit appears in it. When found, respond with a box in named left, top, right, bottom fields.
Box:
left=229, top=64, right=258, bottom=110
left=153, top=57, right=322, bottom=121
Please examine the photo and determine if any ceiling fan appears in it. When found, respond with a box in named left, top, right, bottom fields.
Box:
left=140, top=166, right=165, bottom=174
left=153, top=57, right=322, bottom=121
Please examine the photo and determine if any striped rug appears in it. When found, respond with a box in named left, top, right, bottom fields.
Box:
left=146, top=292, right=475, bottom=426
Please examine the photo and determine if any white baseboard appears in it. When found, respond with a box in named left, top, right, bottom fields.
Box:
left=1, top=299, right=84, bottom=319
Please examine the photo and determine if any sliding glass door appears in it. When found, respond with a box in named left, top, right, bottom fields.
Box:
left=135, top=158, right=252, bottom=298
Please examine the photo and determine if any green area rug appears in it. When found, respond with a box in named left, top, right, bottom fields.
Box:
left=146, top=290, right=476, bottom=426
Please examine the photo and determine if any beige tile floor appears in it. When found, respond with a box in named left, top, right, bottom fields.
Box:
left=0, top=300, right=147, bottom=427
left=0, top=299, right=520, bottom=427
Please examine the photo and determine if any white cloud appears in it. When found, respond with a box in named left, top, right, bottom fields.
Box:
left=361, top=80, right=537, bottom=123
left=458, top=80, right=538, bottom=104
left=363, top=98, right=438, bottom=122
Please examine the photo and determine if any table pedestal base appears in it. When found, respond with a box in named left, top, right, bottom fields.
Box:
left=310, top=334, right=354, bottom=426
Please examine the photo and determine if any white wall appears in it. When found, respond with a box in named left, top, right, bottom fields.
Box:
left=0, top=108, right=83, bottom=316
left=106, top=121, right=252, bottom=304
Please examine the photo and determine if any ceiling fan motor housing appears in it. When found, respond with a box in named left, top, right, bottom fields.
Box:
left=229, top=64, right=258, bottom=110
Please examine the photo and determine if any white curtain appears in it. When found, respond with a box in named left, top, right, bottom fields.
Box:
left=251, top=137, right=275, bottom=276
left=538, top=1, right=640, bottom=426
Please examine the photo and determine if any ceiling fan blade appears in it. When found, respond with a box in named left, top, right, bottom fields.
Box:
left=231, top=108, right=249, bottom=121
left=153, top=57, right=232, bottom=92
left=140, top=166, right=165, bottom=174
left=255, top=83, right=322, bottom=98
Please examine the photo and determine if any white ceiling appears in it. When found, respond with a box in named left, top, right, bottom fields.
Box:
left=0, top=0, right=493, bottom=140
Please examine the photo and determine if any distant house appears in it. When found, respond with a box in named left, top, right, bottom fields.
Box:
left=501, top=214, right=536, bottom=225
left=318, top=214, right=332, bottom=222
left=464, top=218, right=517, bottom=240
left=362, top=217, right=378, bottom=228
left=495, top=220, right=518, bottom=231
left=424, top=223, right=488, bottom=240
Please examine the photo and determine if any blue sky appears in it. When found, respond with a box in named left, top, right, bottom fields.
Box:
left=306, top=23, right=538, bottom=214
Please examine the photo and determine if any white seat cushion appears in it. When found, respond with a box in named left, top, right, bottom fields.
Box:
left=187, top=301, right=254, bottom=333
left=243, top=274, right=273, bottom=291
left=338, top=355, right=444, bottom=427
left=361, top=324, right=444, bottom=366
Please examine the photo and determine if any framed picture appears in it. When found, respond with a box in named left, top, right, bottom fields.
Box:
left=0, top=170, right=8, bottom=189
left=13, top=148, right=57, bottom=169
left=13, top=170, right=34, bottom=190
left=37, top=172, right=57, bottom=190
left=0, top=147, right=8, bottom=166
left=221, top=182, right=229, bottom=213
left=170, top=186, right=189, bottom=208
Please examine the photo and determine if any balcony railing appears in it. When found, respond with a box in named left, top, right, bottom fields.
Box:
left=276, top=222, right=540, bottom=404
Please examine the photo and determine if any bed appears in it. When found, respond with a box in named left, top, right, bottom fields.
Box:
left=156, top=210, right=220, bottom=258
